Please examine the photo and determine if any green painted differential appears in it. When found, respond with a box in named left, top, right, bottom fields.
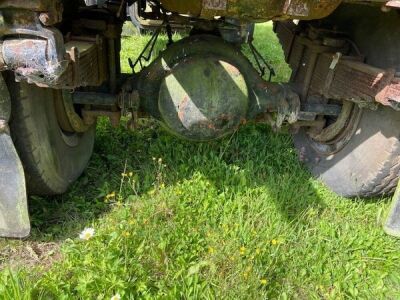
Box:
left=158, top=57, right=249, bottom=141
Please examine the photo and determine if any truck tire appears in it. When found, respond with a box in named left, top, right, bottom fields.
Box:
left=294, top=105, right=400, bottom=197
left=7, top=79, right=95, bottom=196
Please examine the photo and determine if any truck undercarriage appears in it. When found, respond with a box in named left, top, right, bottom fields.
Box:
left=0, top=0, right=400, bottom=238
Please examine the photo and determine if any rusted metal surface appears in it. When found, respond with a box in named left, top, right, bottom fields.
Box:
left=0, top=7, right=69, bottom=87
left=0, top=0, right=61, bottom=11
left=275, top=21, right=400, bottom=111
left=0, top=2, right=121, bottom=89
left=376, top=78, right=400, bottom=110
left=68, top=87, right=140, bottom=130
left=308, top=52, right=400, bottom=111
left=158, top=57, right=249, bottom=141
left=161, top=0, right=342, bottom=21
left=63, top=38, right=108, bottom=88
left=161, top=0, right=397, bottom=21
left=55, top=88, right=135, bottom=133
left=0, top=0, right=393, bottom=91
left=3, top=38, right=66, bottom=83
left=315, top=56, right=396, bottom=107
left=139, top=34, right=300, bottom=141
left=1, top=35, right=107, bottom=89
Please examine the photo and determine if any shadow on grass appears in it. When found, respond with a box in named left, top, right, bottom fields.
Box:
left=27, top=118, right=325, bottom=243
left=25, top=23, right=298, bottom=243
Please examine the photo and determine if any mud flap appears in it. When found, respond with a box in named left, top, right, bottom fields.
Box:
left=0, top=74, right=30, bottom=238
left=0, top=134, right=30, bottom=238
left=384, top=180, right=400, bottom=238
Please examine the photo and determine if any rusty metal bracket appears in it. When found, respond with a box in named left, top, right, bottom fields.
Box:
left=0, top=8, right=68, bottom=86
left=0, top=5, right=113, bottom=89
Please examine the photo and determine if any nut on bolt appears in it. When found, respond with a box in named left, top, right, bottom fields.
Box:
left=39, top=13, right=54, bottom=26
left=39, top=5, right=63, bottom=26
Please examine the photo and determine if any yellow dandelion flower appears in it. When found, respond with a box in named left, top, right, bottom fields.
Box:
left=260, top=278, right=268, bottom=285
left=208, top=247, right=215, bottom=254
left=129, top=220, right=136, bottom=225
left=128, top=172, right=133, bottom=177
left=240, top=246, right=246, bottom=255
left=105, top=192, right=115, bottom=200
left=271, top=239, right=278, bottom=245
left=106, top=192, right=115, bottom=199
left=256, top=248, right=261, bottom=255
left=122, top=231, right=131, bottom=237
left=243, top=272, right=249, bottom=279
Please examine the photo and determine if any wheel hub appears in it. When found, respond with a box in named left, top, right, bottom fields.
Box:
left=54, top=91, right=91, bottom=134
left=308, top=101, right=363, bottom=155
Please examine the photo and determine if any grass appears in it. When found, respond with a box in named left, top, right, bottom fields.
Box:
left=1, top=23, right=400, bottom=299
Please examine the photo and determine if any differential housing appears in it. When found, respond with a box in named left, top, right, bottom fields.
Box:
left=138, top=35, right=300, bottom=141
